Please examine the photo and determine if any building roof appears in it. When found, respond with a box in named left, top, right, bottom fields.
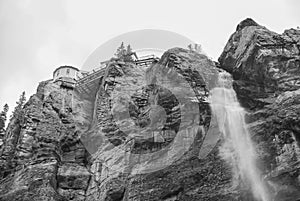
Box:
left=53, top=65, right=79, bottom=77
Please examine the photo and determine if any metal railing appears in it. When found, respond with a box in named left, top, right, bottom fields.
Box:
left=76, top=54, right=160, bottom=87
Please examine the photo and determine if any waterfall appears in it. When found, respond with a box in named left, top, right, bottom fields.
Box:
left=210, top=71, right=270, bottom=201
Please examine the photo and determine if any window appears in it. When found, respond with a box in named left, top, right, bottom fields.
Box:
left=66, top=69, right=70, bottom=74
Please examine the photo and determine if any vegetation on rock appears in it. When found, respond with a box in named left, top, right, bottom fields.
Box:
left=0, top=104, right=9, bottom=131
left=114, top=42, right=135, bottom=62
left=10, top=91, right=26, bottom=123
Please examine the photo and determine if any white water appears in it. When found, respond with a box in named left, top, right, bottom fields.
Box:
left=210, top=71, right=270, bottom=201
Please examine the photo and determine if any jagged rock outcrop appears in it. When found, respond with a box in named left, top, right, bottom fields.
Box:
left=219, top=18, right=300, bottom=200
left=82, top=48, right=236, bottom=201
left=244, top=88, right=300, bottom=201
left=0, top=48, right=239, bottom=200
left=219, top=18, right=300, bottom=109
left=0, top=82, right=93, bottom=201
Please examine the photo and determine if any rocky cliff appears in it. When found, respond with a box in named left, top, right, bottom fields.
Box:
left=219, top=18, right=300, bottom=110
left=219, top=18, right=300, bottom=200
left=0, top=18, right=300, bottom=201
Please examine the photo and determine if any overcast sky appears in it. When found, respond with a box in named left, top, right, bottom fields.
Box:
left=0, top=0, right=299, bottom=115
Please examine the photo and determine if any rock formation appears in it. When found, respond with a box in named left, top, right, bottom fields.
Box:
left=219, top=18, right=300, bottom=109
left=219, top=18, right=300, bottom=200
left=0, top=18, right=299, bottom=201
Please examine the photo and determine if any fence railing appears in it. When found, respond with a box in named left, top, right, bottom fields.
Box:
left=76, top=54, right=160, bottom=87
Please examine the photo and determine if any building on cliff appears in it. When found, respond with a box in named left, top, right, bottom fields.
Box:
left=52, top=51, right=160, bottom=93
left=53, top=65, right=80, bottom=89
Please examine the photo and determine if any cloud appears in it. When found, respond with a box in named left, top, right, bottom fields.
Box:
left=285, top=0, right=300, bottom=23
left=0, top=0, right=68, bottom=111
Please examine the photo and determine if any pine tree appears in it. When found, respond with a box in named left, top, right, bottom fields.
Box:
left=124, top=44, right=134, bottom=62
left=114, top=42, right=134, bottom=62
left=115, top=42, right=127, bottom=59
left=194, top=44, right=202, bottom=53
left=187, top=43, right=202, bottom=53
left=0, top=104, right=9, bottom=131
left=10, top=91, right=26, bottom=122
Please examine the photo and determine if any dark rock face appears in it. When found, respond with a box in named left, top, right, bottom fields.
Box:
left=246, top=89, right=300, bottom=201
left=83, top=49, right=234, bottom=201
left=236, top=18, right=260, bottom=32
left=219, top=18, right=300, bottom=109
left=0, top=82, right=92, bottom=201
left=219, top=18, right=300, bottom=200
left=0, top=48, right=235, bottom=200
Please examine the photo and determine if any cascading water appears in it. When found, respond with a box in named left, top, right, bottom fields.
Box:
left=210, top=71, right=270, bottom=201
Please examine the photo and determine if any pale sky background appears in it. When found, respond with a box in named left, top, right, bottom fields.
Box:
left=0, top=0, right=299, bottom=116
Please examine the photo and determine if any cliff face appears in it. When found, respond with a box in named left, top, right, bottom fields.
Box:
left=82, top=49, right=233, bottom=201
left=219, top=18, right=300, bottom=109
left=219, top=18, right=300, bottom=200
left=78, top=49, right=237, bottom=201
left=0, top=81, right=93, bottom=201
left=1, top=48, right=235, bottom=201
left=0, top=19, right=300, bottom=201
